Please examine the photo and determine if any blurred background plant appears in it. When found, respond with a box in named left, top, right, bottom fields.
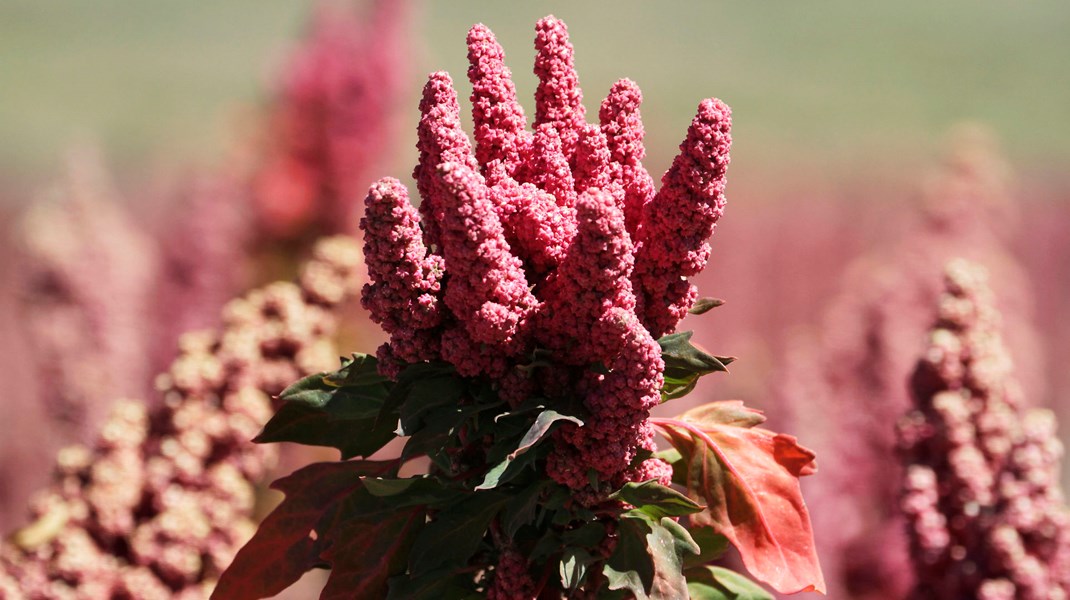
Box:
left=0, top=1, right=1068, bottom=598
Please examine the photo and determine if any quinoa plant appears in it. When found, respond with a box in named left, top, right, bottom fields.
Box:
left=215, top=16, right=824, bottom=599
left=898, top=260, right=1070, bottom=598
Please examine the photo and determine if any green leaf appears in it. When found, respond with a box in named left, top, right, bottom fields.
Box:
left=386, top=568, right=480, bottom=600
left=279, top=354, right=390, bottom=420
left=512, top=409, right=582, bottom=460
left=654, top=448, right=687, bottom=487
left=685, top=566, right=774, bottom=600
left=561, top=521, right=606, bottom=547
left=475, top=455, right=520, bottom=491
left=334, top=353, right=390, bottom=387
left=381, top=362, right=460, bottom=435
left=609, top=480, right=704, bottom=519
left=400, top=403, right=486, bottom=465
left=679, top=401, right=766, bottom=428
left=255, top=403, right=396, bottom=459
left=211, top=460, right=394, bottom=600
left=684, top=527, right=730, bottom=569
left=688, top=297, right=725, bottom=315
left=256, top=354, right=397, bottom=458
left=658, top=332, right=734, bottom=401
left=363, top=476, right=462, bottom=508
left=603, top=510, right=699, bottom=600
left=560, top=548, right=593, bottom=590
left=397, top=373, right=465, bottom=435
left=530, top=529, right=564, bottom=563
left=407, top=492, right=508, bottom=575
left=476, top=409, right=581, bottom=490
left=500, top=480, right=550, bottom=538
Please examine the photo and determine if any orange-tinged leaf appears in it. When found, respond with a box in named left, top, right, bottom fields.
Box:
left=652, top=401, right=825, bottom=595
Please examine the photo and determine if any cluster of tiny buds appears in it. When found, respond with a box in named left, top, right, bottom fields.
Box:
left=898, top=259, right=1070, bottom=599
left=361, top=16, right=730, bottom=496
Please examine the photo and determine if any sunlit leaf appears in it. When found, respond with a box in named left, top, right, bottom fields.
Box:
left=653, top=401, right=825, bottom=595
left=685, top=565, right=774, bottom=600
left=560, top=547, right=593, bottom=590
left=609, top=480, right=704, bottom=519
left=688, top=297, right=725, bottom=315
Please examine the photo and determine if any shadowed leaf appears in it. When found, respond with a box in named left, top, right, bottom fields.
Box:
left=408, top=492, right=508, bottom=574
left=604, top=510, right=699, bottom=600
left=476, top=409, right=581, bottom=490
left=256, top=403, right=397, bottom=459
left=319, top=496, right=425, bottom=600
left=211, top=460, right=394, bottom=600
left=684, top=526, right=730, bottom=569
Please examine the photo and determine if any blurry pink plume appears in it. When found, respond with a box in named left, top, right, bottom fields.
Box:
left=13, top=149, right=158, bottom=444
left=898, top=259, right=1070, bottom=598
left=779, top=127, right=1046, bottom=599
left=251, top=0, right=411, bottom=241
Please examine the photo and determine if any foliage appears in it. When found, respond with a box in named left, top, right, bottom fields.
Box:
left=216, top=333, right=824, bottom=598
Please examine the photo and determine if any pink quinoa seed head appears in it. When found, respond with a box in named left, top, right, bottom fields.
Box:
left=574, top=123, right=619, bottom=198
left=600, top=78, right=655, bottom=237
left=530, top=124, right=578, bottom=209
left=634, top=97, right=732, bottom=338
left=414, top=71, right=479, bottom=250
left=467, top=23, right=532, bottom=178
left=533, top=15, right=586, bottom=166
left=435, top=161, right=536, bottom=349
left=899, top=260, right=1070, bottom=597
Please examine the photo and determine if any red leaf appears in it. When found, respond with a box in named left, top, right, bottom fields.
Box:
left=653, top=401, right=826, bottom=595
left=211, top=460, right=395, bottom=600
left=319, top=501, right=424, bottom=599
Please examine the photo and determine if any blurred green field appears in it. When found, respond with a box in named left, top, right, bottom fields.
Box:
left=2, top=0, right=1068, bottom=200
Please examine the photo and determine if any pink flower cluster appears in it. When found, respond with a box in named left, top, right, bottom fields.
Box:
left=897, top=260, right=1070, bottom=599
left=774, top=130, right=1044, bottom=599
left=3, top=153, right=254, bottom=533
left=0, top=237, right=363, bottom=599
left=360, top=15, right=731, bottom=501
left=15, top=152, right=158, bottom=443
left=487, top=548, right=537, bottom=600
left=252, top=0, right=409, bottom=240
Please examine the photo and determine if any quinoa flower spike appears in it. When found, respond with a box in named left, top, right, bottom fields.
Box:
left=216, top=16, right=824, bottom=599
left=898, top=260, right=1070, bottom=598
